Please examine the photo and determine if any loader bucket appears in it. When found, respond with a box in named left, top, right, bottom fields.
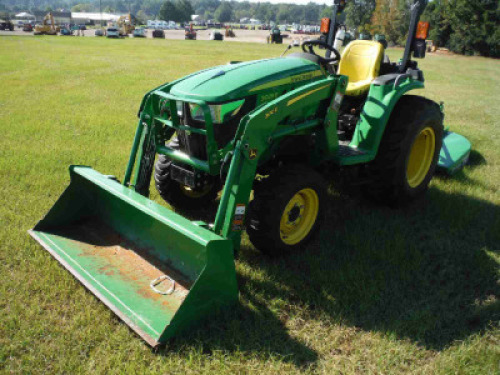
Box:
left=29, top=166, right=238, bottom=347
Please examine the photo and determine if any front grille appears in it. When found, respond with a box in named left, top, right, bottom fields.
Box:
left=176, top=97, right=256, bottom=160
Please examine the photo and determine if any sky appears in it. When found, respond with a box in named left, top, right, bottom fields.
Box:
left=239, top=0, right=333, bottom=5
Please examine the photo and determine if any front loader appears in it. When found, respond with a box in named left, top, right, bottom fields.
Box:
left=29, top=0, right=471, bottom=347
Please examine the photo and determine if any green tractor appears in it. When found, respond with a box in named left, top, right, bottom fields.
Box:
left=268, top=26, right=283, bottom=44
left=30, top=0, right=470, bottom=347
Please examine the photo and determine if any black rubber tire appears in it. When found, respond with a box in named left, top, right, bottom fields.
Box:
left=362, top=95, right=444, bottom=205
left=154, top=154, right=219, bottom=210
left=247, top=164, right=327, bottom=256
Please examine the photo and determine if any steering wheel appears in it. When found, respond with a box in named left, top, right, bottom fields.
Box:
left=301, top=40, right=341, bottom=64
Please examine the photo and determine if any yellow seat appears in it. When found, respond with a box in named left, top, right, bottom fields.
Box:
left=338, top=40, right=384, bottom=96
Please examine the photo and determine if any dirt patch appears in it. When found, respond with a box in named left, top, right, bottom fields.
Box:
left=50, top=218, right=192, bottom=305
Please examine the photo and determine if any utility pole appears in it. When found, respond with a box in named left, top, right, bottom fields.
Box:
left=99, top=0, right=102, bottom=27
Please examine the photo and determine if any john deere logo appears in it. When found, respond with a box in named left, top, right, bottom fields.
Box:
left=249, top=149, right=257, bottom=160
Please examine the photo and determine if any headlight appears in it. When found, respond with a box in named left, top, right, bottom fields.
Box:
left=176, top=100, right=245, bottom=124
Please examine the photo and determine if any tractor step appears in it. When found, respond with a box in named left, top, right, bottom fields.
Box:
left=335, top=145, right=373, bottom=166
left=337, top=145, right=367, bottom=157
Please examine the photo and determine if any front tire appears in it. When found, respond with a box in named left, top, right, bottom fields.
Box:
left=154, top=155, right=219, bottom=210
left=363, top=95, right=444, bottom=205
left=247, top=165, right=326, bottom=256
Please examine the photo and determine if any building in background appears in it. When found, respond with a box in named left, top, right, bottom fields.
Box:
left=15, top=12, right=35, bottom=21
left=146, top=20, right=176, bottom=29
left=239, top=18, right=262, bottom=25
left=191, top=15, right=204, bottom=26
left=30, top=11, right=122, bottom=26
left=34, top=11, right=71, bottom=25
left=71, top=12, right=121, bottom=25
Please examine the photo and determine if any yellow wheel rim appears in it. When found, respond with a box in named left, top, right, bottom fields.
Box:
left=180, top=184, right=212, bottom=198
left=406, top=126, right=436, bottom=188
left=280, top=188, right=319, bottom=245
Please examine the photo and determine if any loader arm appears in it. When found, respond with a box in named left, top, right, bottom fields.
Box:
left=213, top=76, right=340, bottom=250
left=125, top=75, right=342, bottom=251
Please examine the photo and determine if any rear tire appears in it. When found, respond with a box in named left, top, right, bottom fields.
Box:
left=247, top=165, right=326, bottom=256
left=154, top=154, right=219, bottom=210
left=362, top=95, right=444, bottom=205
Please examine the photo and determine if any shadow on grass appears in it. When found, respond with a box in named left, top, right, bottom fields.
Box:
left=159, top=292, right=319, bottom=367
left=240, top=187, right=499, bottom=350
left=467, top=149, right=487, bottom=168
left=435, top=150, right=496, bottom=194
left=159, top=207, right=319, bottom=367
left=157, top=170, right=498, bottom=361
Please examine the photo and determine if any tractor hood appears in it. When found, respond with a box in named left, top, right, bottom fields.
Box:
left=169, top=57, right=324, bottom=103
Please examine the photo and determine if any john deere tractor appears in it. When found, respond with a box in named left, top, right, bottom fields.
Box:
left=30, top=0, right=470, bottom=347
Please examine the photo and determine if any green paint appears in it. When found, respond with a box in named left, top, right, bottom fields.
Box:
left=30, top=166, right=238, bottom=346
left=437, top=131, right=472, bottom=174
left=169, top=58, right=325, bottom=102
left=346, top=78, right=425, bottom=163
left=30, top=52, right=472, bottom=347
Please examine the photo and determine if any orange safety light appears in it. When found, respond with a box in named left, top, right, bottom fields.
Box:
left=320, top=18, right=331, bottom=34
left=416, top=21, right=430, bottom=40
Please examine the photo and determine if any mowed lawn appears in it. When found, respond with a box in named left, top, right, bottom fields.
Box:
left=0, top=36, right=499, bottom=374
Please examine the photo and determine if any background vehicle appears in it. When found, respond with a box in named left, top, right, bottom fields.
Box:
left=268, top=26, right=283, bottom=44
left=22, top=22, right=33, bottom=32
left=0, top=19, right=14, bottom=31
left=59, top=26, right=72, bottom=36
left=117, top=13, right=134, bottom=36
left=29, top=0, right=471, bottom=347
left=185, top=24, right=196, bottom=40
left=209, top=30, right=223, bottom=41
left=106, top=27, right=120, bottom=38
left=152, top=29, right=164, bottom=38
left=225, top=26, right=235, bottom=37
left=34, top=12, right=58, bottom=35
left=95, top=29, right=105, bottom=37
left=133, top=27, right=146, bottom=38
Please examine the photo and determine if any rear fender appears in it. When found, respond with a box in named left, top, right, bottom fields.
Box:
left=350, top=78, right=425, bottom=157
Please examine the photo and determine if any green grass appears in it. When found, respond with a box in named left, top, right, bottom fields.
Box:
left=0, top=36, right=499, bottom=374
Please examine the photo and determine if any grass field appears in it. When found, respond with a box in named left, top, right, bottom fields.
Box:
left=0, top=36, right=499, bottom=374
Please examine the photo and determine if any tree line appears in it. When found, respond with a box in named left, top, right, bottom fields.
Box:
left=2, top=0, right=498, bottom=57
left=346, top=0, right=498, bottom=57
left=0, top=1, right=332, bottom=24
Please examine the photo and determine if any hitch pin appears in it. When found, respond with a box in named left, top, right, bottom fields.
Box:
left=150, top=275, right=175, bottom=295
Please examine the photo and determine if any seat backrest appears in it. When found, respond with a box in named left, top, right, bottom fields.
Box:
left=338, top=40, right=384, bottom=84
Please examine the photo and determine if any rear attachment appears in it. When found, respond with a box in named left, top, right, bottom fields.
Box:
left=29, top=166, right=238, bottom=347
left=437, top=131, right=471, bottom=175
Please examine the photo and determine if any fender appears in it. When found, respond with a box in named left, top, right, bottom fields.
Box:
left=350, top=77, right=425, bottom=159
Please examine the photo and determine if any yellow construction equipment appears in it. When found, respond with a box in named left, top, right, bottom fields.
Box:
left=426, top=40, right=437, bottom=52
left=225, top=26, right=235, bottom=38
left=34, top=12, right=58, bottom=35
left=117, top=13, right=135, bottom=36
